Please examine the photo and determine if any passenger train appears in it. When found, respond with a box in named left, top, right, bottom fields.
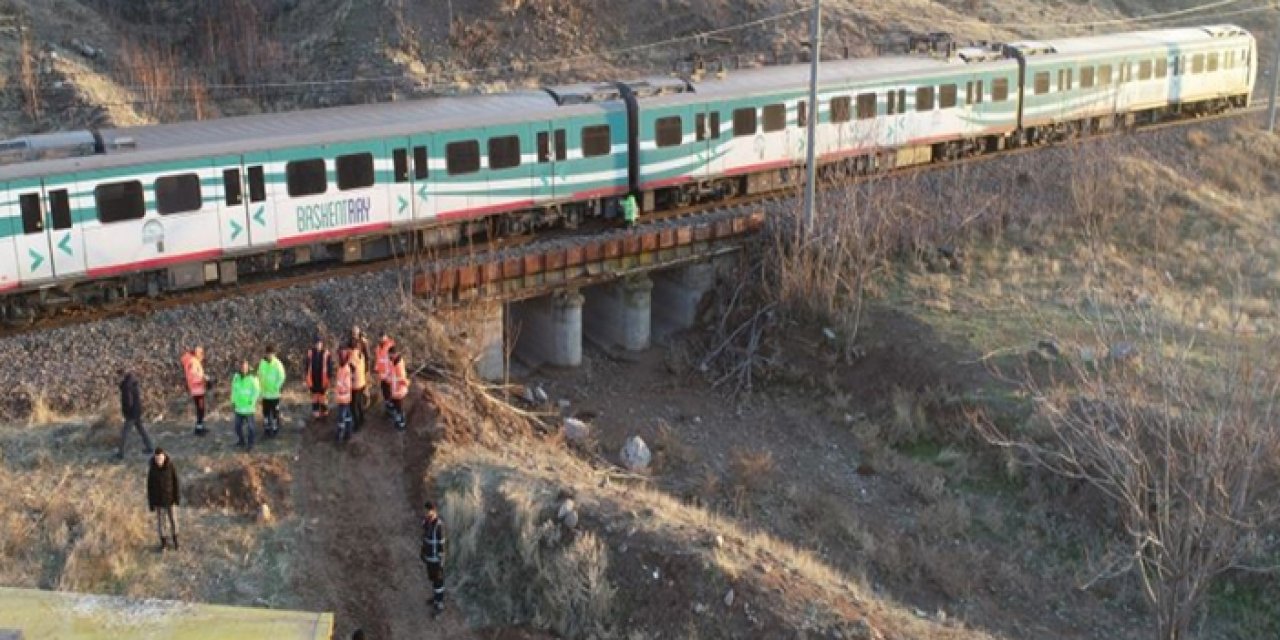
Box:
left=0, top=24, right=1255, bottom=315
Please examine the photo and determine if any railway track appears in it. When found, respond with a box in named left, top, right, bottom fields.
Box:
left=0, top=103, right=1266, bottom=339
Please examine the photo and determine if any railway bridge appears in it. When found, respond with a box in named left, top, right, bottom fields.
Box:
left=413, top=207, right=765, bottom=378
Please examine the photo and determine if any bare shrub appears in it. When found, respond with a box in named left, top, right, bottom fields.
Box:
left=974, top=304, right=1280, bottom=640
left=728, top=447, right=775, bottom=495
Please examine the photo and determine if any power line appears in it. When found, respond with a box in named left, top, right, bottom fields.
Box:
left=955, top=0, right=1254, bottom=30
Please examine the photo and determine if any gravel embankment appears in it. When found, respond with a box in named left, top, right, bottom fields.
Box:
left=0, top=268, right=425, bottom=424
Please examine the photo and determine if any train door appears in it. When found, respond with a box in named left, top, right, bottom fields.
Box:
left=41, top=175, right=86, bottom=278
left=240, top=152, right=277, bottom=247
left=9, top=179, right=54, bottom=284
left=215, top=155, right=252, bottom=254
left=533, top=123, right=566, bottom=203
left=395, top=136, right=428, bottom=225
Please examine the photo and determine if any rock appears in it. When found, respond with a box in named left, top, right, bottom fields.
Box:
left=557, top=499, right=575, bottom=519
left=257, top=503, right=273, bottom=524
left=620, top=435, right=651, bottom=472
left=562, top=509, right=579, bottom=529
left=693, top=602, right=708, bottom=615
left=714, top=534, right=725, bottom=548
left=822, top=327, right=837, bottom=341
left=563, top=417, right=590, bottom=443
left=1109, top=341, right=1139, bottom=361
left=724, top=588, right=735, bottom=607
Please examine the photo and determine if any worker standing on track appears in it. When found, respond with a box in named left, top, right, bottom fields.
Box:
left=231, top=360, right=261, bottom=452
left=375, top=334, right=395, bottom=415
left=257, top=345, right=287, bottom=438
left=622, top=192, right=639, bottom=228
left=304, top=336, right=334, bottom=420
left=334, top=349, right=355, bottom=443
left=347, top=326, right=371, bottom=432
left=180, top=346, right=210, bottom=436
left=420, top=500, right=447, bottom=618
left=386, top=345, right=410, bottom=432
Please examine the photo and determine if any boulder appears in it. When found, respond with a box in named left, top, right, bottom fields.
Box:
left=563, top=417, right=590, bottom=443
left=620, top=435, right=651, bottom=472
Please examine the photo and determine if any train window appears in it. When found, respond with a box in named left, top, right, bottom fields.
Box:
left=915, top=87, right=934, bottom=111
left=856, top=93, right=876, bottom=119
left=446, top=140, right=481, bottom=175
left=938, top=84, right=957, bottom=109
left=1191, top=54, right=1204, bottom=74
left=709, top=112, right=721, bottom=139
left=156, top=173, right=203, bottom=215
left=830, top=97, right=851, bottom=123
left=762, top=105, right=786, bottom=132
left=797, top=101, right=807, bottom=128
left=488, top=136, right=521, bottom=170
left=965, top=82, right=973, bottom=105
left=1156, top=58, right=1168, bottom=78
left=1080, top=66, right=1095, bottom=88
left=537, top=132, right=551, bottom=163
left=554, top=130, right=567, bottom=161
left=50, top=190, right=71, bottom=230
left=223, top=169, right=243, bottom=205
left=95, top=181, right=145, bottom=224
left=248, top=166, right=266, bottom=202
left=1138, top=60, right=1152, bottom=81
left=1099, top=65, right=1113, bottom=85
left=732, top=108, right=757, bottom=136
left=696, top=113, right=708, bottom=141
left=1057, top=69, right=1072, bottom=91
left=19, top=193, right=42, bottom=234
left=393, top=149, right=409, bottom=182
left=414, top=146, right=429, bottom=179
left=1172, top=57, right=1181, bottom=76
left=993, top=78, right=1009, bottom=101
left=656, top=116, right=683, bottom=147
left=582, top=125, right=611, bottom=157
left=286, top=159, right=327, bottom=197
left=1207, top=52, right=1219, bottom=72
left=886, top=90, right=897, bottom=115
left=337, top=153, right=375, bottom=190
left=1033, top=72, right=1050, bottom=95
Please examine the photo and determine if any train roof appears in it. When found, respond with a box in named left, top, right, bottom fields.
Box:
left=1013, top=24, right=1252, bottom=58
left=0, top=89, right=618, bottom=180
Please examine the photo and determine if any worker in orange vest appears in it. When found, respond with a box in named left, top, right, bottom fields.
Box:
left=304, top=336, right=334, bottom=420
left=180, top=346, right=210, bottom=436
left=347, top=327, right=371, bottom=432
left=375, top=334, right=395, bottom=415
left=334, top=349, right=355, bottom=443
left=386, top=345, right=410, bottom=432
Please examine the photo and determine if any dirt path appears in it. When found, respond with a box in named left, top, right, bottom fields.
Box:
left=291, top=400, right=475, bottom=639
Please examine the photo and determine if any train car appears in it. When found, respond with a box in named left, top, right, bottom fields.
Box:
left=0, top=90, right=628, bottom=314
left=1010, top=24, right=1256, bottom=140
left=626, top=47, right=1022, bottom=209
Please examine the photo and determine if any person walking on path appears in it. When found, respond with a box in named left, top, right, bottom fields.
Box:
left=180, top=346, right=210, bottom=436
left=305, top=337, right=334, bottom=420
left=116, top=368, right=153, bottom=460
left=231, top=360, right=261, bottom=452
left=347, top=327, right=371, bottom=432
left=420, top=500, right=447, bottom=618
left=334, top=349, right=355, bottom=444
left=257, top=346, right=287, bottom=438
left=147, top=448, right=181, bottom=552
left=386, top=345, right=410, bottom=432
left=375, top=334, right=395, bottom=415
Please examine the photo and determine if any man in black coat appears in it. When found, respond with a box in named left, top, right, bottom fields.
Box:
left=147, top=448, right=181, bottom=552
left=117, top=368, right=153, bottom=461
left=420, top=500, right=447, bottom=618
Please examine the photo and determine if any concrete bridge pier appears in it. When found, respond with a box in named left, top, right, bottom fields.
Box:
left=583, top=274, right=653, bottom=352
left=438, top=302, right=506, bottom=381
left=509, top=289, right=584, bottom=368
left=652, top=261, right=716, bottom=339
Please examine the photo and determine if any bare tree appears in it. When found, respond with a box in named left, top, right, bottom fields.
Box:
left=974, top=308, right=1280, bottom=640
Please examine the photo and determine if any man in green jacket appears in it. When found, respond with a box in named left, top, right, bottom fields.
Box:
left=231, top=360, right=261, bottom=452
left=621, top=193, right=639, bottom=228
left=257, top=346, right=287, bottom=438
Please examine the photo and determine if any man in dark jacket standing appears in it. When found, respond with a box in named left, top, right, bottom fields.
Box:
left=116, top=369, right=153, bottom=461
left=420, top=500, right=447, bottom=618
left=147, top=448, right=181, bottom=551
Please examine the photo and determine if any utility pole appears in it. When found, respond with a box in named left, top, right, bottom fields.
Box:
left=802, top=0, right=821, bottom=235
left=1270, top=7, right=1280, bottom=132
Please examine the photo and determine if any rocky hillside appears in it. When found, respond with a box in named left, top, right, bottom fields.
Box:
left=0, top=0, right=1269, bottom=136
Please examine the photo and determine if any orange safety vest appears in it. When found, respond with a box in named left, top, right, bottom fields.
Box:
left=181, top=352, right=206, bottom=396
left=305, top=348, right=330, bottom=389
left=389, top=357, right=410, bottom=400
left=334, top=364, right=353, bottom=405
left=375, top=340, right=394, bottom=382
left=351, top=349, right=368, bottom=390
